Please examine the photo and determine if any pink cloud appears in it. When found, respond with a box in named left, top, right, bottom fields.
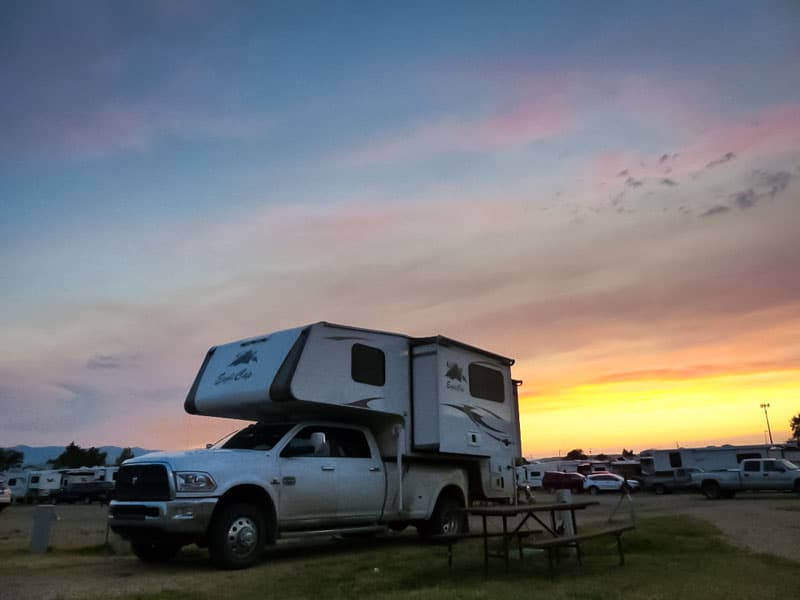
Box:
left=337, top=97, right=572, bottom=166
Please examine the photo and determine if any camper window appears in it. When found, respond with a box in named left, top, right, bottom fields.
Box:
left=736, top=452, right=761, bottom=463
left=668, top=452, right=682, bottom=468
left=468, top=363, right=504, bottom=403
left=31, top=476, right=40, bottom=484
left=351, top=344, right=385, bottom=386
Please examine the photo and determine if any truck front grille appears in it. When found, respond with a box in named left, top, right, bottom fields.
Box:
left=114, top=465, right=170, bottom=501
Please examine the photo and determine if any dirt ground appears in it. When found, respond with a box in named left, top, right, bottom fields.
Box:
left=0, top=491, right=798, bottom=600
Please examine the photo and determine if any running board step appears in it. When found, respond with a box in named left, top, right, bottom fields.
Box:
left=280, top=525, right=387, bottom=539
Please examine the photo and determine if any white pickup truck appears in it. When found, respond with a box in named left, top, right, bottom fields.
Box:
left=692, top=458, right=800, bottom=499
left=109, top=323, right=522, bottom=569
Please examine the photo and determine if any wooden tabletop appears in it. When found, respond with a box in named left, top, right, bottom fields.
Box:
left=465, top=501, right=599, bottom=516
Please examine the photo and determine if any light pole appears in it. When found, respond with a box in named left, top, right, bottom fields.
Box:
left=760, top=403, right=773, bottom=445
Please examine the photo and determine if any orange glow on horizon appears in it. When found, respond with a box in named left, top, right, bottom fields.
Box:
left=519, top=368, right=800, bottom=457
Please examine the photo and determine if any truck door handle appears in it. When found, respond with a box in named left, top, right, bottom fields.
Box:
left=369, top=467, right=381, bottom=472
left=321, top=466, right=335, bottom=472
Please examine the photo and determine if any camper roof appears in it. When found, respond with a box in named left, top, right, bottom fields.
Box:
left=319, top=322, right=515, bottom=366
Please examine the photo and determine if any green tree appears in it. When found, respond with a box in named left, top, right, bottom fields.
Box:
left=0, top=448, right=24, bottom=471
left=566, top=448, right=587, bottom=460
left=790, top=413, right=800, bottom=441
left=48, top=442, right=107, bottom=468
left=596, top=453, right=609, bottom=461
left=115, top=447, right=135, bottom=466
left=621, top=448, right=636, bottom=459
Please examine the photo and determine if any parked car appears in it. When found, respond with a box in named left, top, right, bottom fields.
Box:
left=0, top=478, right=12, bottom=511
left=583, top=472, right=640, bottom=495
left=643, top=467, right=703, bottom=495
left=542, top=471, right=586, bottom=492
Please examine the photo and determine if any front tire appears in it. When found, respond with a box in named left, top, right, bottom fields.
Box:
left=131, top=542, right=181, bottom=563
left=587, top=486, right=599, bottom=496
left=653, top=483, right=666, bottom=495
left=209, top=502, right=267, bottom=570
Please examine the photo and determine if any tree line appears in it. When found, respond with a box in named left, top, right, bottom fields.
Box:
left=4, top=413, right=800, bottom=472
left=0, top=443, right=135, bottom=471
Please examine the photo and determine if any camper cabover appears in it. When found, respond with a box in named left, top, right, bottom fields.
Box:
left=110, top=322, right=522, bottom=569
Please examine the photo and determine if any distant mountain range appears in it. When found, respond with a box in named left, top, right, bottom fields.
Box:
left=8, top=445, right=158, bottom=469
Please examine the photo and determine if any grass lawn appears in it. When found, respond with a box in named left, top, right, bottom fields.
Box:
left=79, top=515, right=798, bottom=600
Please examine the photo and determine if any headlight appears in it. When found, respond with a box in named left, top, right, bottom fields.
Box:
left=174, top=471, right=217, bottom=492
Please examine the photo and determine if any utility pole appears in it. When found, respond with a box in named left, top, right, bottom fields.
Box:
left=760, top=403, right=773, bottom=445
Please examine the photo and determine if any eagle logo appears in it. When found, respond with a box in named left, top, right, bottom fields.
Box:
left=445, top=362, right=466, bottom=382
left=229, top=350, right=258, bottom=367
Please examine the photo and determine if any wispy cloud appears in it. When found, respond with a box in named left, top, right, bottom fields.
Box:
left=705, top=151, right=736, bottom=170
left=336, top=98, right=572, bottom=166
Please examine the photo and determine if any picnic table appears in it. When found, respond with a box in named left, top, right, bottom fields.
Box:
left=466, top=500, right=599, bottom=574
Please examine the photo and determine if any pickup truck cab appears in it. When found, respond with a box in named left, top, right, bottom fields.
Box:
left=692, top=458, right=800, bottom=499
left=110, top=421, right=469, bottom=568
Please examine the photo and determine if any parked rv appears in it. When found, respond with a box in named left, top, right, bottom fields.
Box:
left=692, top=458, right=800, bottom=499
left=0, top=478, right=11, bottom=511
left=110, top=322, right=522, bottom=569
left=28, top=470, right=64, bottom=503
left=2, top=470, right=29, bottom=503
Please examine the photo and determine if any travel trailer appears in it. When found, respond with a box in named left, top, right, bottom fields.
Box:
left=111, top=322, right=522, bottom=568
left=27, top=470, right=64, bottom=502
left=2, top=470, right=30, bottom=502
left=639, top=444, right=791, bottom=475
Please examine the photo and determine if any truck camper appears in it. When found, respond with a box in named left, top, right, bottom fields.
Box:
left=110, top=322, right=522, bottom=568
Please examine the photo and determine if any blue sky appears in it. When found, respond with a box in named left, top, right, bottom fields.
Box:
left=2, top=1, right=799, bottom=455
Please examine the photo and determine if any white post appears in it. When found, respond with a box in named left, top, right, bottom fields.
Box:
left=555, top=489, right=576, bottom=555
left=394, top=424, right=405, bottom=512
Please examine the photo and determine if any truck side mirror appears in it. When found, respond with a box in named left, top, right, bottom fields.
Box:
left=206, top=443, right=213, bottom=449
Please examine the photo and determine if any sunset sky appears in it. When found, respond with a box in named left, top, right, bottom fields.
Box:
left=2, top=1, right=799, bottom=458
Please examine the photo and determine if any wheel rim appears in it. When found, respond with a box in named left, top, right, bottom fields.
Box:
left=226, top=516, right=259, bottom=557
left=442, top=510, right=460, bottom=534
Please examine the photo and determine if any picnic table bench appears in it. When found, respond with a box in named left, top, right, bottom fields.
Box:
left=523, top=523, right=635, bottom=577
left=430, top=529, right=542, bottom=568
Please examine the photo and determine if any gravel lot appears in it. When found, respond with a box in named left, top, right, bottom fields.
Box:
left=0, top=491, right=797, bottom=600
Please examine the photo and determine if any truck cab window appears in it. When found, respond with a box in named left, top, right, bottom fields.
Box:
left=282, top=426, right=372, bottom=459
left=221, top=423, right=293, bottom=451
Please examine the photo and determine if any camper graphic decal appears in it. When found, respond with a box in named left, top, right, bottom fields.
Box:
left=345, top=397, right=384, bottom=409
left=212, top=350, right=258, bottom=385
left=443, top=403, right=512, bottom=444
left=229, top=350, right=258, bottom=367
left=445, top=361, right=466, bottom=391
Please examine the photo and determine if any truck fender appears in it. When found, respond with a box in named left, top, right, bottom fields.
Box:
left=209, top=484, right=278, bottom=544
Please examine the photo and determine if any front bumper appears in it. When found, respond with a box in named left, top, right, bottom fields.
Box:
left=109, top=497, right=218, bottom=539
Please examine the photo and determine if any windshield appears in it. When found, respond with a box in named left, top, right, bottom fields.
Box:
left=779, top=459, right=799, bottom=471
left=219, top=423, right=294, bottom=451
